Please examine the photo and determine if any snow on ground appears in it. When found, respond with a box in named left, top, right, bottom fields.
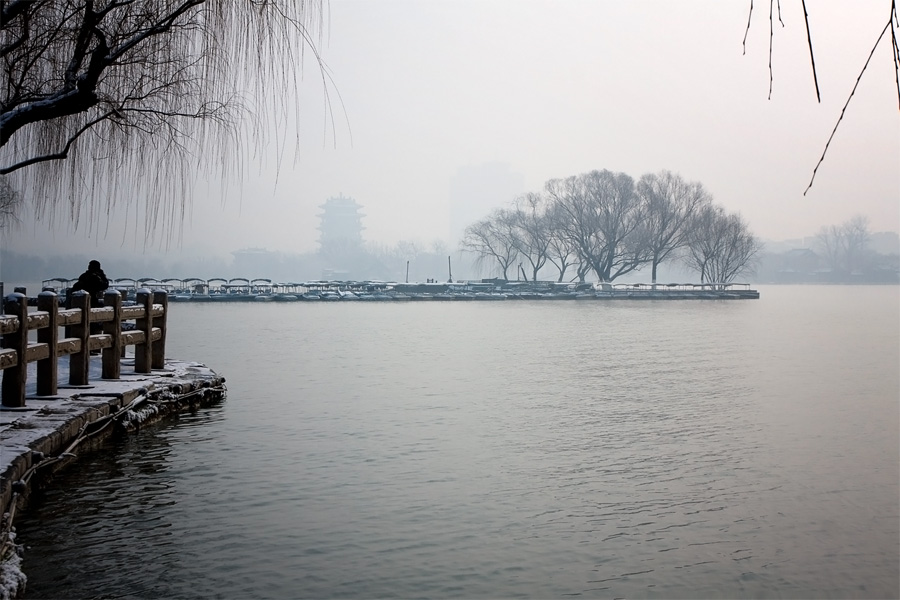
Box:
left=0, top=545, right=25, bottom=600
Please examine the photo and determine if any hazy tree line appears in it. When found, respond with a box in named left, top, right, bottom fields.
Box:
left=752, top=216, right=899, bottom=284
left=461, top=169, right=761, bottom=284
left=5, top=217, right=894, bottom=287
left=816, top=216, right=876, bottom=277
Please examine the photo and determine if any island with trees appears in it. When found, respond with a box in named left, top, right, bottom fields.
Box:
left=461, top=169, right=761, bottom=286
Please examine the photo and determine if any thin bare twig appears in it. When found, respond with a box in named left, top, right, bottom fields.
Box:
left=768, top=0, right=774, bottom=99
left=801, top=0, right=821, bottom=102
left=805, top=17, right=893, bottom=195
left=742, top=0, right=754, bottom=54
left=892, top=0, right=899, bottom=109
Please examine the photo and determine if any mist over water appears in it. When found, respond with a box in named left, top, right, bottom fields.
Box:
left=17, top=286, right=899, bottom=599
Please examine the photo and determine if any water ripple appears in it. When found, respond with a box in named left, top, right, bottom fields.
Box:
left=16, top=288, right=900, bottom=599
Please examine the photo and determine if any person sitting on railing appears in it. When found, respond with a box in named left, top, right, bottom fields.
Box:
left=71, top=260, right=109, bottom=307
left=71, top=261, right=110, bottom=353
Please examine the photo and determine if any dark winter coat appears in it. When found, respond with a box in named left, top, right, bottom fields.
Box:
left=71, top=267, right=110, bottom=305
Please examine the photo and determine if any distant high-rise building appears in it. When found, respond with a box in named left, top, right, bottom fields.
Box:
left=318, top=194, right=364, bottom=252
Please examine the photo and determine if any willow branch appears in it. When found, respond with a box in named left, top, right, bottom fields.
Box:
left=106, top=0, right=205, bottom=63
left=768, top=0, right=774, bottom=99
left=0, top=111, right=117, bottom=174
left=805, top=18, right=893, bottom=195
left=801, top=0, right=821, bottom=102
left=892, top=1, right=899, bottom=109
left=742, top=0, right=754, bottom=55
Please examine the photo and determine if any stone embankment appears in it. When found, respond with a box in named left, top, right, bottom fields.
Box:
left=0, top=356, right=226, bottom=600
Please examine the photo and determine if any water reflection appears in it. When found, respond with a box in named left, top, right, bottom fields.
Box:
left=19, top=406, right=226, bottom=599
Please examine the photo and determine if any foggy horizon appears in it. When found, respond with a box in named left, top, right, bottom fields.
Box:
left=2, top=4, right=898, bottom=597
left=1, top=1, right=898, bottom=263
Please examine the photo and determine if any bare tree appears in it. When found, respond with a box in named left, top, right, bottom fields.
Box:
left=1, top=0, right=331, bottom=237
left=508, top=192, right=553, bottom=281
left=817, top=222, right=842, bottom=274
left=838, top=215, right=872, bottom=275
left=817, top=215, right=872, bottom=275
left=459, top=167, right=765, bottom=286
left=636, top=170, right=712, bottom=286
left=543, top=201, right=579, bottom=282
left=574, top=258, right=594, bottom=283
left=684, top=205, right=761, bottom=285
left=684, top=205, right=719, bottom=284
left=460, top=209, right=519, bottom=280
left=547, top=169, right=646, bottom=282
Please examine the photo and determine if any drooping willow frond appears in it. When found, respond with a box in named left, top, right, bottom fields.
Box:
left=0, top=0, right=335, bottom=243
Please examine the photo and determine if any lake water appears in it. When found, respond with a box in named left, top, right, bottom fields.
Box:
left=15, top=285, right=900, bottom=599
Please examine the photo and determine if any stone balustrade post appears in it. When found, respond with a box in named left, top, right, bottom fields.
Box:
left=1, top=293, right=28, bottom=407
left=102, top=290, right=122, bottom=379
left=68, top=291, right=91, bottom=386
left=120, top=289, right=128, bottom=358
left=135, top=289, right=152, bottom=374
left=152, top=290, right=168, bottom=369
left=36, top=292, right=59, bottom=396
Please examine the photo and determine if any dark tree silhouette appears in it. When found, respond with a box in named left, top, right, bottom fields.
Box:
left=1, top=0, right=334, bottom=236
left=460, top=209, right=520, bottom=280
left=684, top=205, right=761, bottom=285
left=508, top=193, right=553, bottom=282
left=546, top=170, right=647, bottom=283
left=635, top=171, right=712, bottom=285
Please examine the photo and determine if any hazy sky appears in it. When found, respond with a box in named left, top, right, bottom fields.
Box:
left=4, top=0, right=899, bottom=260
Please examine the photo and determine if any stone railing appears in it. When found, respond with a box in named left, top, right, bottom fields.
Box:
left=0, top=289, right=168, bottom=407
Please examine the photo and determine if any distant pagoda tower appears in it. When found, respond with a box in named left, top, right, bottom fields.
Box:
left=317, top=194, right=364, bottom=252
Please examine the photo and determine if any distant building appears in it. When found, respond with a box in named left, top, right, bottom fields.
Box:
left=781, top=248, right=820, bottom=274
left=318, top=194, right=364, bottom=253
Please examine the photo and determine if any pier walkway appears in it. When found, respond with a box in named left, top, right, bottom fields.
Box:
left=34, top=278, right=761, bottom=302
left=0, top=289, right=225, bottom=599
left=1, top=355, right=226, bottom=514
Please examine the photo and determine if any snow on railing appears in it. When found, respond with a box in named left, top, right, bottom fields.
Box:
left=0, top=289, right=168, bottom=407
